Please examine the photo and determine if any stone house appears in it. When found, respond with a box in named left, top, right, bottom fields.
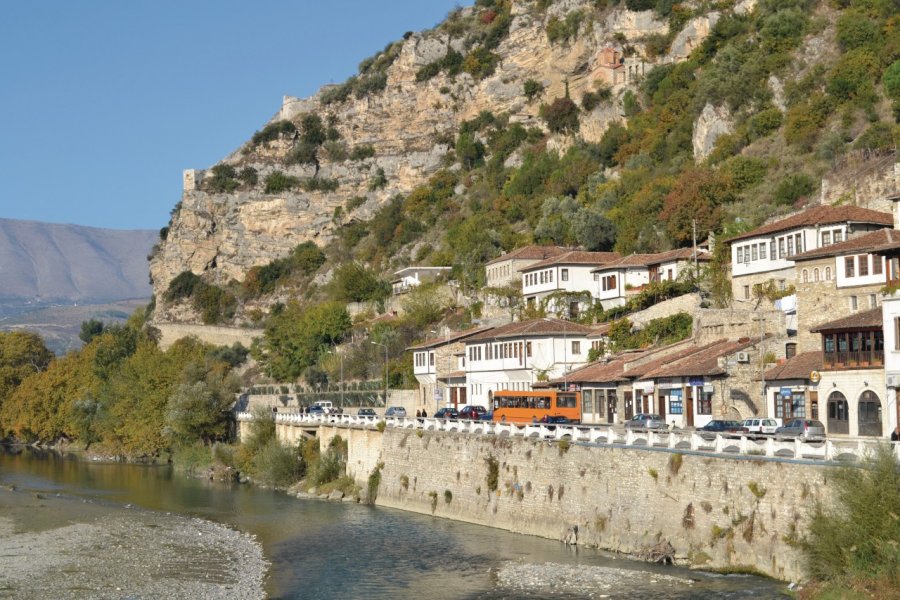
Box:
left=592, top=46, right=648, bottom=87
left=520, top=250, right=621, bottom=316
left=791, top=228, right=897, bottom=352
left=462, top=318, right=597, bottom=408
left=763, top=351, right=824, bottom=426
left=810, top=307, right=886, bottom=437
left=408, top=327, right=491, bottom=413
left=484, top=245, right=568, bottom=289
left=727, top=205, right=892, bottom=302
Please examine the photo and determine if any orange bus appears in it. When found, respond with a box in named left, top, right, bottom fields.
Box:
left=491, top=390, right=581, bottom=424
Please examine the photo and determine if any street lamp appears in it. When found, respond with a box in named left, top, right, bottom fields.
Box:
left=371, top=341, right=389, bottom=406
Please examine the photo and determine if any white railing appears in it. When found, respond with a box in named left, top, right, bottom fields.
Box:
left=234, top=412, right=900, bottom=463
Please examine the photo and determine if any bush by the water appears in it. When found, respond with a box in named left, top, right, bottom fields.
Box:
left=801, top=445, right=900, bottom=597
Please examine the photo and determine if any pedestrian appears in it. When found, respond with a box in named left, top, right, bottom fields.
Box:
left=416, top=409, right=422, bottom=418
left=891, top=426, right=900, bottom=442
left=668, top=420, right=676, bottom=432
left=421, top=409, right=427, bottom=418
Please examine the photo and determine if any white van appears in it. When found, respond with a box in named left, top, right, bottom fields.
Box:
left=313, top=401, right=334, bottom=414
left=741, top=418, right=780, bottom=435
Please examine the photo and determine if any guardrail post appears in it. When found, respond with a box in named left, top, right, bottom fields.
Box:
left=714, top=434, right=724, bottom=453
left=739, top=435, right=748, bottom=454
left=690, top=433, right=699, bottom=451
left=793, top=438, right=802, bottom=459
left=824, top=440, right=836, bottom=461
left=765, top=436, right=775, bottom=457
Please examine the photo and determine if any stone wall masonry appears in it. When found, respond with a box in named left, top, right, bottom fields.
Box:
left=355, top=428, right=831, bottom=582
left=155, top=322, right=263, bottom=351
left=629, top=293, right=702, bottom=328
left=820, top=154, right=898, bottom=214
left=694, top=307, right=786, bottom=346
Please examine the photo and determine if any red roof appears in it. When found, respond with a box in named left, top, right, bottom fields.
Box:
left=593, top=248, right=711, bottom=271
left=764, top=352, right=823, bottom=381
left=727, top=205, right=892, bottom=243
left=406, top=326, right=494, bottom=351
left=522, top=250, right=621, bottom=271
left=810, top=307, right=883, bottom=332
left=643, top=338, right=759, bottom=378
left=792, top=229, right=900, bottom=261
left=465, top=318, right=595, bottom=342
left=485, top=245, right=569, bottom=266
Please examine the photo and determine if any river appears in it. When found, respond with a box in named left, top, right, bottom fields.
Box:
left=0, top=447, right=790, bottom=599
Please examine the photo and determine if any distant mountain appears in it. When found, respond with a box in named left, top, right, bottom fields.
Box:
left=0, top=218, right=156, bottom=304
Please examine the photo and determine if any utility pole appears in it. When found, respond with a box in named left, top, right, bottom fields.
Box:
left=692, top=218, right=698, bottom=274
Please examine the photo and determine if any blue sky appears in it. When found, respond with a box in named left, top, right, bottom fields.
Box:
left=0, top=0, right=455, bottom=231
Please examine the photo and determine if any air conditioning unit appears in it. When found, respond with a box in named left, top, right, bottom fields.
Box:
left=736, top=352, right=750, bottom=363
left=888, top=374, right=900, bottom=388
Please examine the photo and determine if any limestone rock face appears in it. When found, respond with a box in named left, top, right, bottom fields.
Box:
left=150, top=0, right=721, bottom=323
left=692, top=103, right=734, bottom=163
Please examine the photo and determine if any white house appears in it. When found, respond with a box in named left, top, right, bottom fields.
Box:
left=391, top=266, right=452, bottom=295
left=875, top=232, right=900, bottom=438
left=463, top=318, right=596, bottom=407
left=520, top=250, right=620, bottom=315
left=408, top=327, right=490, bottom=412
left=592, top=248, right=710, bottom=309
left=484, top=245, right=567, bottom=288
left=728, top=205, right=892, bottom=302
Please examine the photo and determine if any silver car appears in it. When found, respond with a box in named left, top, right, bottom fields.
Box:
left=624, top=413, right=666, bottom=430
left=384, top=406, right=407, bottom=418
left=776, top=418, right=826, bottom=440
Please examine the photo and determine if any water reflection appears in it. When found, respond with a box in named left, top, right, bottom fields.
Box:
left=0, top=448, right=789, bottom=599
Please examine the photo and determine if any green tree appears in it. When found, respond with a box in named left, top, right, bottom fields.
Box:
left=540, top=97, right=580, bottom=133
left=164, top=371, right=240, bottom=446
left=79, top=319, right=105, bottom=345
left=331, top=263, right=390, bottom=303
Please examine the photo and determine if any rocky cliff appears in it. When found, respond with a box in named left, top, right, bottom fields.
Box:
left=149, top=0, right=725, bottom=323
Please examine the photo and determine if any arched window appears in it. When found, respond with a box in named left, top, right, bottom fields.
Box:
left=857, top=390, right=882, bottom=437
left=813, top=268, right=819, bottom=282
left=825, top=266, right=832, bottom=280
left=802, top=269, right=809, bottom=283
left=827, top=391, right=849, bottom=435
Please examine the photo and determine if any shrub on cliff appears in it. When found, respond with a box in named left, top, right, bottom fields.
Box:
left=264, top=171, right=300, bottom=194
left=802, top=445, right=900, bottom=597
left=540, top=97, right=580, bottom=134
left=251, top=120, right=296, bottom=146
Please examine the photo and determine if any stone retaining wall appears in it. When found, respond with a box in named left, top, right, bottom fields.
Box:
left=319, top=426, right=831, bottom=582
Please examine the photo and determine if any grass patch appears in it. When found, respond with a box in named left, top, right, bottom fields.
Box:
left=668, top=453, right=684, bottom=475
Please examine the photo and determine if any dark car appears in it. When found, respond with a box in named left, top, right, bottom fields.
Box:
left=459, top=405, right=487, bottom=420
left=434, top=407, right=459, bottom=419
left=698, top=420, right=749, bottom=435
left=480, top=411, right=494, bottom=421
left=357, top=407, right=376, bottom=418
left=307, top=405, right=326, bottom=416
left=541, top=415, right=573, bottom=424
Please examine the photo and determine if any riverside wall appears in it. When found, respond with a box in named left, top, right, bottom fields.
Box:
left=318, top=425, right=831, bottom=582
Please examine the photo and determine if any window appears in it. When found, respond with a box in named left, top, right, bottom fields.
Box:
left=593, top=272, right=599, bottom=281
left=561, top=268, right=569, bottom=281
left=751, top=245, right=758, bottom=261
left=760, top=243, right=767, bottom=259
left=769, top=240, right=776, bottom=258
left=895, top=317, right=900, bottom=351
left=737, top=247, right=744, bottom=263
left=825, top=266, right=832, bottom=280
left=859, top=255, right=869, bottom=277
left=787, top=236, right=794, bottom=256
left=834, top=230, right=843, bottom=243
left=786, top=342, right=797, bottom=359
left=429, top=352, right=434, bottom=366
left=873, top=256, right=883, bottom=275
left=846, top=256, right=855, bottom=277
left=669, top=396, right=683, bottom=414
left=795, top=233, right=803, bottom=253
left=549, top=270, right=553, bottom=282
left=822, top=231, right=831, bottom=246
left=571, top=341, right=581, bottom=355
left=870, top=294, right=877, bottom=309
left=850, top=295, right=858, bottom=311
left=698, top=391, right=712, bottom=415
left=526, top=341, right=532, bottom=357
left=743, top=285, right=750, bottom=299
left=487, top=344, right=492, bottom=360
left=802, top=269, right=809, bottom=283
left=778, top=238, right=785, bottom=259
left=814, top=268, right=819, bottom=282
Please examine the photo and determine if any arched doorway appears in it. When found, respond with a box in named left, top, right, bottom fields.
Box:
left=827, top=391, right=849, bottom=435
left=857, top=390, right=883, bottom=437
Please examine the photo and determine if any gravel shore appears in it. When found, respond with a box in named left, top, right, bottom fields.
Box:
left=0, top=487, right=267, bottom=599
left=496, top=561, right=695, bottom=598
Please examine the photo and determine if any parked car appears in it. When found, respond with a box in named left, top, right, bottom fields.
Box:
left=384, top=406, right=407, bottom=418
left=741, top=418, right=780, bottom=435
left=776, top=418, right=826, bottom=441
left=459, top=405, right=487, bottom=420
left=357, top=407, right=376, bottom=417
left=313, top=400, right=334, bottom=414
left=624, top=414, right=666, bottom=430
left=307, top=405, right=326, bottom=416
left=698, top=420, right=749, bottom=435
left=480, top=411, right=494, bottom=421
left=434, top=407, right=459, bottom=419
left=541, top=415, right=574, bottom=425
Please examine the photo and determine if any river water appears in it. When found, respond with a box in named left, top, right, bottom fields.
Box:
left=0, top=448, right=790, bottom=599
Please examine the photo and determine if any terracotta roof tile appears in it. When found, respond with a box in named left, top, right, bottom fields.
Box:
left=793, top=229, right=900, bottom=261
left=551, top=358, right=629, bottom=384
left=644, top=338, right=760, bottom=378
left=485, top=245, right=569, bottom=266
left=621, top=341, right=719, bottom=379
left=406, top=326, right=493, bottom=350
left=728, top=206, right=892, bottom=243
left=764, top=352, right=823, bottom=381
left=465, top=318, right=595, bottom=342
left=594, top=248, right=711, bottom=271
left=809, top=307, right=883, bottom=332
left=522, top=250, right=622, bottom=271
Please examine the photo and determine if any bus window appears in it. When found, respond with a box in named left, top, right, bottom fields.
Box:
left=557, top=394, right=577, bottom=409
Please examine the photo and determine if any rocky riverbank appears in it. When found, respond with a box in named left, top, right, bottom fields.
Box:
left=0, top=487, right=267, bottom=599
